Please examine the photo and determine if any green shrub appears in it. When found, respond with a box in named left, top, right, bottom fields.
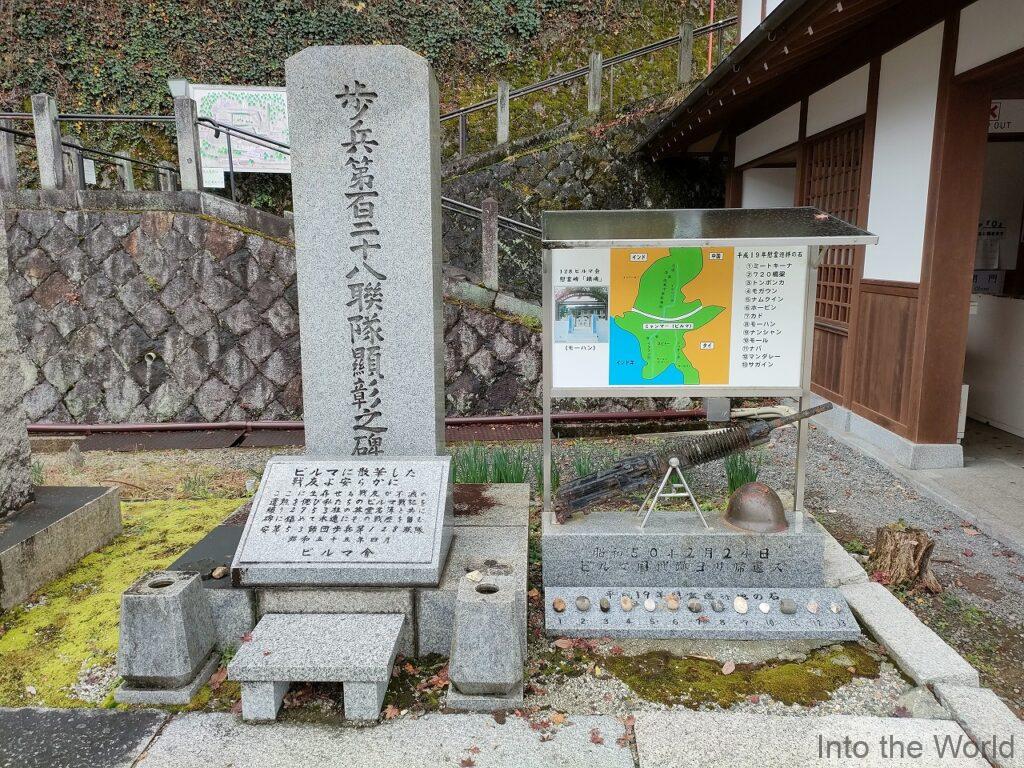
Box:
left=453, top=443, right=490, bottom=484
left=30, top=459, right=45, bottom=485
left=723, top=451, right=762, bottom=494
left=490, top=447, right=529, bottom=483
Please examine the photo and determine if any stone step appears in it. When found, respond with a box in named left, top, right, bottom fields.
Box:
left=228, top=613, right=404, bottom=721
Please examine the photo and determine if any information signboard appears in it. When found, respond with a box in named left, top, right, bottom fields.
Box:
left=550, top=244, right=809, bottom=392
left=188, top=84, right=290, bottom=174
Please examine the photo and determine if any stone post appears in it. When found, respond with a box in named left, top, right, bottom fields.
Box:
left=587, top=52, right=603, bottom=114
left=63, top=135, right=87, bottom=190
left=173, top=97, right=203, bottom=191
left=0, top=120, right=18, bottom=190
left=116, top=157, right=136, bottom=191
left=458, top=113, right=468, bottom=157
left=496, top=81, right=510, bottom=146
left=677, top=22, right=694, bottom=86
left=481, top=197, right=499, bottom=291
left=158, top=162, right=178, bottom=191
left=31, top=93, right=65, bottom=190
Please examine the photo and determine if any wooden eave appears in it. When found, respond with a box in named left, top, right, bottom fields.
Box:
left=641, top=0, right=973, bottom=160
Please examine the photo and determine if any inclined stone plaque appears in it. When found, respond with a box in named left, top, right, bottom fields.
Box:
left=285, top=45, right=445, bottom=458
left=231, top=456, right=452, bottom=586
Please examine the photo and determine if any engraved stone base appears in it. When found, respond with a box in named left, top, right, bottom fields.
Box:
left=544, top=586, right=860, bottom=641
left=542, top=508, right=825, bottom=589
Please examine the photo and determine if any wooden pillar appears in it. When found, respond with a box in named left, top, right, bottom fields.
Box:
left=31, top=93, right=64, bottom=190
left=677, top=22, right=694, bottom=86
left=908, top=19, right=991, bottom=445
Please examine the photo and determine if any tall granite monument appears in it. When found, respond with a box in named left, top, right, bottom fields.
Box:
left=287, top=45, right=445, bottom=458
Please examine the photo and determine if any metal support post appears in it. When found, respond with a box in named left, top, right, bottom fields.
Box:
left=31, top=93, right=64, bottom=189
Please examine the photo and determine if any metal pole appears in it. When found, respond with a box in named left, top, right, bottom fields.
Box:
left=481, top=197, right=499, bottom=290
left=458, top=113, right=468, bottom=157
left=715, top=27, right=724, bottom=66
left=793, top=244, right=821, bottom=532
left=31, top=93, right=65, bottom=189
left=542, top=248, right=554, bottom=522
left=677, top=22, right=694, bottom=86
left=587, top=52, right=603, bottom=114
left=496, top=81, right=510, bottom=146
left=173, top=97, right=203, bottom=191
left=225, top=129, right=237, bottom=202
left=0, top=120, right=20, bottom=190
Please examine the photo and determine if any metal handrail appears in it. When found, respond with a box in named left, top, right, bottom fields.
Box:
left=440, top=196, right=541, bottom=239
left=0, top=122, right=178, bottom=175
left=439, top=16, right=737, bottom=121
left=0, top=112, right=174, bottom=123
left=192, top=119, right=541, bottom=240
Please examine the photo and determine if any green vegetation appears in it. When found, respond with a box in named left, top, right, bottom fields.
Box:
left=0, top=499, right=240, bottom=708
left=1, top=0, right=737, bottom=209
left=723, top=450, right=763, bottom=494
left=30, top=459, right=45, bottom=485
left=599, top=644, right=881, bottom=707
left=451, top=443, right=533, bottom=484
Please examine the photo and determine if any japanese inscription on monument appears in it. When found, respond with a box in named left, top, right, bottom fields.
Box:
left=286, top=45, right=445, bottom=458
left=232, top=456, right=453, bottom=586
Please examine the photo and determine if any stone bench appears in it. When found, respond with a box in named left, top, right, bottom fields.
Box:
left=227, top=613, right=404, bottom=721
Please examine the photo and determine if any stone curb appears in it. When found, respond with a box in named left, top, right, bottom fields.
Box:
left=811, top=518, right=870, bottom=588
left=840, top=581, right=979, bottom=687
left=932, top=684, right=1024, bottom=768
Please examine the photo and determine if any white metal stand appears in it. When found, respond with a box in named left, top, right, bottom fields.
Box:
left=636, top=458, right=710, bottom=530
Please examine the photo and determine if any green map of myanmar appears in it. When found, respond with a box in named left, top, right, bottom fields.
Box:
left=610, top=247, right=729, bottom=385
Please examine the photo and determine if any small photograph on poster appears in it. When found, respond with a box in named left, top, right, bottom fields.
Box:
left=554, top=286, right=609, bottom=343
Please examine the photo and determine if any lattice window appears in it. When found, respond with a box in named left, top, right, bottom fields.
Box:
left=802, top=122, right=865, bottom=327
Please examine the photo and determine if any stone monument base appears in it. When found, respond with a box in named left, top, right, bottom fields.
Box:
left=542, top=507, right=860, bottom=641
left=166, top=484, right=530, bottom=658
left=0, top=486, right=121, bottom=610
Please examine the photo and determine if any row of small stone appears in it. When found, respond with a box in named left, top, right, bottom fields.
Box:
left=551, top=594, right=844, bottom=616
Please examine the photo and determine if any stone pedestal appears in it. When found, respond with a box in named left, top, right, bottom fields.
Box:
left=542, top=508, right=859, bottom=641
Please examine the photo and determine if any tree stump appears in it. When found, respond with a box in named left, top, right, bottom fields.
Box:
left=869, top=524, right=943, bottom=593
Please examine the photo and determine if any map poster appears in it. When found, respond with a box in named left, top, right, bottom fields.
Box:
left=550, top=245, right=809, bottom=391
left=188, top=84, right=290, bottom=174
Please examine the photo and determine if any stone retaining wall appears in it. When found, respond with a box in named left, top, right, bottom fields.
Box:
left=2, top=190, right=546, bottom=423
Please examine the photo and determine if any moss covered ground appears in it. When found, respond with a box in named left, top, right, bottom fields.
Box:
left=0, top=498, right=240, bottom=708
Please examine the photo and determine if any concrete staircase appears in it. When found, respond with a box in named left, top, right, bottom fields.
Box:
left=228, top=613, right=404, bottom=721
